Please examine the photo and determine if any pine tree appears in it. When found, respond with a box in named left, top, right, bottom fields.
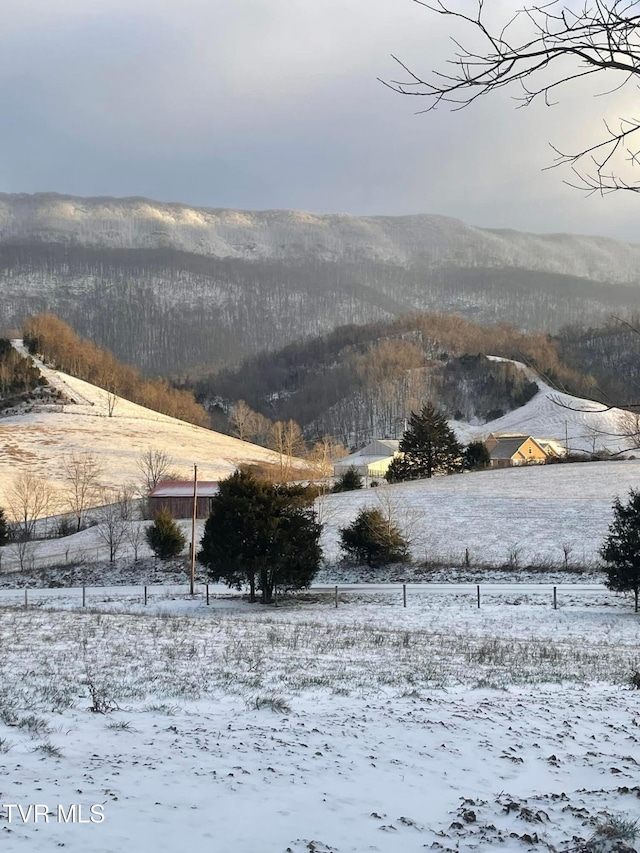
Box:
left=339, top=507, right=409, bottom=567
left=600, top=490, right=640, bottom=613
left=198, top=469, right=322, bottom=603
left=0, top=507, right=9, bottom=545
left=145, top=508, right=187, bottom=560
left=386, top=403, right=463, bottom=482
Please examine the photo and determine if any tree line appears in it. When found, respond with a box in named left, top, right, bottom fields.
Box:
left=0, top=338, right=46, bottom=406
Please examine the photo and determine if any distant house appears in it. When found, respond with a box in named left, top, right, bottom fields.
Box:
left=333, top=439, right=400, bottom=479
left=148, top=480, right=219, bottom=519
left=485, top=433, right=548, bottom=468
left=535, top=438, right=567, bottom=459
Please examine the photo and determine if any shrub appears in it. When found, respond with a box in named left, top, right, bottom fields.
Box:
left=145, top=508, right=186, bottom=560
left=333, top=466, right=364, bottom=492
left=464, top=440, right=491, bottom=471
left=340, top=507, right=409, bottom=567
left=0, top=508, right=8, bottom=545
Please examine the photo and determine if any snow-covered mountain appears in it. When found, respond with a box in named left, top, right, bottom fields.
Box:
left=2, top=192, right=640, bottom=279
left=2, top=192, right=640, bottom=375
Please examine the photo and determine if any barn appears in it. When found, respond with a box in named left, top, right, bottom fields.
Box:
left=148, top=480, right=219, bottom=519
left=333, top=439, right=400, bottom=479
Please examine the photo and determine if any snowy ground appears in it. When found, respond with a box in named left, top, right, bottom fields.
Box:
left=0, top=591, right=639, bottom=852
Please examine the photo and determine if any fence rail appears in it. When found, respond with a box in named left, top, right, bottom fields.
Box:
left=0, top=581, right=611, bottom=611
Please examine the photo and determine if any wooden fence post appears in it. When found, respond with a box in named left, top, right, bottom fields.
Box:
left=206, top=583, right=210, bottom=605
left=24, top=588, right=28, bottom=608
left=144, top=585, right=147, bottom=605
left=82, top=586, right=86, bottom=607
left=403, top=583, right=407, bottom=608
left=477, top=584, right=481, bottom=609
left=553, top=586, right=557, bottom=610
left=335, top=585, right=338, bottom=608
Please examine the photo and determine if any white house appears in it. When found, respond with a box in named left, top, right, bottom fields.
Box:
left=333, top=439, right=400, bottom=479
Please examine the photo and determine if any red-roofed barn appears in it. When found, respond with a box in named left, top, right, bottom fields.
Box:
left=148, top=480, right=219, bottom=519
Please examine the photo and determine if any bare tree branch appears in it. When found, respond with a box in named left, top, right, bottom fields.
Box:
left=382, top=1, right=640, bottom=193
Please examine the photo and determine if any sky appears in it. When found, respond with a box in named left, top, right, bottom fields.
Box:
left=1, top=0, right=639, bottom=242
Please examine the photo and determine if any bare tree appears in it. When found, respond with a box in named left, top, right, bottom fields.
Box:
left=307, top=436, right=348, bottom=481
left=95, top=488, right=132, bottom=563
left=136, top=448, right=177, bottom=494
left=268, top=420, right=306, bottom=482
left=62, top=452, right=101, bottom=532
left=230, top=400, right=257, bottom=441
left=374, top=487, right=422, bottom=553
left=7, top=471, right=52, bottom=540
left=383, top=1, right=640, bottom=193
left=123, top=495, right=146, bottom=562
left=230, top=400, right=272, bottom=445
left=12, top=538, right=36, bottom=572
left=105, top=386, right=118, bottom=418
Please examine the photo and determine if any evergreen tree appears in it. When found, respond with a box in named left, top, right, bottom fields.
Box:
left=600, top=490, right=640, bottom=613
left=339, top=507, right=409, bottom=567
left=332, top=466, right=364, bottom=493
left=464, top=440, right=491, bottom=472
left=0, top=507, right=9, bottom=545
left=145, top=508, right=187, bottom=560
left=198, top=469, right=322, bottom=603
left=386, top=403, right=463, bottom=482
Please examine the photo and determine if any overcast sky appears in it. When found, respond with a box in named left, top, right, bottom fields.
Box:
left=1, top=0, right=638, bottom=242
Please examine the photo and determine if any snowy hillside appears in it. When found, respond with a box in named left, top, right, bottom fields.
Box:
left=2, top=192, right=640, bottom=281
left=0, top=344, right=293, bottom=512
left=453, top=358, right=636, bottom=455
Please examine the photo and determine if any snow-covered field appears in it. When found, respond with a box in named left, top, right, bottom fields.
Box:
left=2, top=350, right=640, bottom=851
left=0, top=590, right=639, bottom=852
left=1, top=457, right=638, bottom=578
left=319, top=458, right=640, bottom=570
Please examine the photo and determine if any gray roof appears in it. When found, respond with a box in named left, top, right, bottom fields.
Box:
left=149, top=480, right=219, bottom=498
left=489, top=437, right=534, bottom=460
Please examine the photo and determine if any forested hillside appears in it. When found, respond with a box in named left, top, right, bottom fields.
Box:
left=557, top=318, right=640, bottom=407
left=2, top=194, right=640, bottom=377
left=195, top=313, right=598, bottom=445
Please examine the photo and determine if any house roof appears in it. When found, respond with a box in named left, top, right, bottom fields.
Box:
left=149, top=480, right=219, bottom=498
left=334, top=455, right=395, bottom=468
left=335, top=439, right=400, bottom=467
left=536, top=438, right=566, bottom=455
left=370, top=439, right=400, bottom=452
left=489, top=436, right=538, bottom=460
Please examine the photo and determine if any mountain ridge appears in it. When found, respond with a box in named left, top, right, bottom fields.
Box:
left=2, top=192, right=640, bottom=282
left=3, top=192, right=640, bottom=377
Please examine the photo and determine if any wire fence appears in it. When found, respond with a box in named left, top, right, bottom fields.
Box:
left=0, top=581, right=613, bottom=611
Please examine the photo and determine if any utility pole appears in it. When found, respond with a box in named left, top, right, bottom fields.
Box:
left=190, top=463, right=198, bottom=596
